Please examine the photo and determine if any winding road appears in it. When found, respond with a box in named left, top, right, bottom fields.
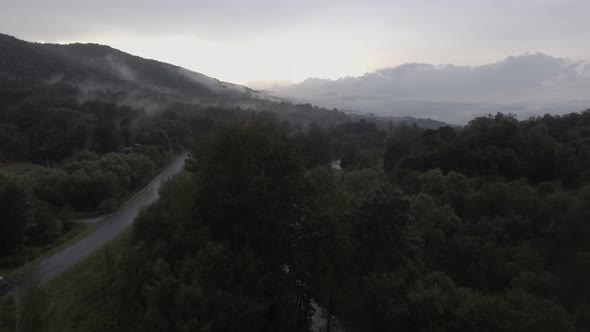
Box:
left=24, top=152, right=189, bottom=286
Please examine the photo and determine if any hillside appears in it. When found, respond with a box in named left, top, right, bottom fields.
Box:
left=40, top=42, right=255, bottom=101
left=0, top=33, right=120, bottom=84
left=0, top=33, right=255, bottom=104
left=0, top=33, right=446, bottom=128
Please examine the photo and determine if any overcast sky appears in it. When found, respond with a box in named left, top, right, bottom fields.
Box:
left=1, top=0, right=589, bottom=84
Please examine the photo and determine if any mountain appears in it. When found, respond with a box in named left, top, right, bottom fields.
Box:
left=40, top=42, right=255, bottom=100
left=265, top=53, right=590, bottom=124
left=0, top=33, right=448, bottom=128
left=0, top=33, right=117, bottom=83
left=0, top=33, right=255, bottom=104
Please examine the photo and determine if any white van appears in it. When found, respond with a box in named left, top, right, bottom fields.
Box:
left=0, top=276, right=10, bottom=296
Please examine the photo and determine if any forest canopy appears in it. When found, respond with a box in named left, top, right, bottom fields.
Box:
left=14, top=109, right=589, bottom=332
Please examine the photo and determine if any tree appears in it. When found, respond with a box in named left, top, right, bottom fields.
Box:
left=0, top=180, right=33, bottom=257
left=188, top=116, right=307, bottom=330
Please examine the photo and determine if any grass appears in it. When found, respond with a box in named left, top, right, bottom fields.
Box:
left=0, top=222, right=96, bottom=279
left=0, top=229, right=132, bottom=332
left=0, top=222, right=97, bottom=332
left=37, top=228, right=132, bottom=332
left=0, top=155, right=180, bottom=330
left=0, top=162, right=46, bottom=186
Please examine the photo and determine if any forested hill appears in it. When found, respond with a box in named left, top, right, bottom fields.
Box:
left=0, top=33, right=254, bottom=103
left=42, top=42, right=257, bottom=100
left=0, top=33, right=447, bottom=128
left=0, top=33, right=121, bottom=84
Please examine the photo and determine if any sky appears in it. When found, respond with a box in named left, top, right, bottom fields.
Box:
left=1, top=0, right=589, bottom=85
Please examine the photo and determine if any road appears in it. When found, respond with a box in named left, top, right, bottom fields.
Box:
left=23, top=152, right=189, bottom=286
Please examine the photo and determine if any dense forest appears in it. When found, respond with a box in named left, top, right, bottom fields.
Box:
left=0, top=33, right=444, bottom=273
left=0, top=33, right=363, bottom=270
left=0, top=81, right=192, bottom=267
left=5, top=108, right=590, bottom=331
left=0, top=81, right=353, bottom=269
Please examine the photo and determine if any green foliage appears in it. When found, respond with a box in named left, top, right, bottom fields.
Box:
left=389, top=111, right=590, bottom=186
left=0, top=295, right=16, bottom=332
left=96, top=117, right=310, bottom=331
left=9, top=230, right=133, bottom=332
left=34, top=152, right=154, bottom=212
left=0, top=180, right=33, bottom=256
left=45, top=111, right=590, bottom=330
left=0, top=174, right=87, bottom=268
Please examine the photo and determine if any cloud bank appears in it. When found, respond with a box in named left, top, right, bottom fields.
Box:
left=264, top=53, right=590, bottom=124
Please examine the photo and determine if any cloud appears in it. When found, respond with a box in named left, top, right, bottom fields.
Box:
left=265, top=53, right=590, bottom=123
left=2, top=1, right=590, bottom=85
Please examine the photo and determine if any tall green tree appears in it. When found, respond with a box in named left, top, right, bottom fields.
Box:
left=0, top=179, right=33, bottom=257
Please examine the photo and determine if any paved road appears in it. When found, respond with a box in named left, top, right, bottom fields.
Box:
left=23, top=152, right=189, bottom=286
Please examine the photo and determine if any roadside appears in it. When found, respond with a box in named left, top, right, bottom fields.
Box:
left=28, top=152, right=188, bottom=286
left=0, top=222, right=95, bottom=281
left=0, top=229, right=132, bottom=332
left=0, top=152, right=188, bottom=291
left=0, top=158, right=143, bottom=278
left=41, top=229, right=132, bottom=332
left=63, top=152, right=178, bottom=222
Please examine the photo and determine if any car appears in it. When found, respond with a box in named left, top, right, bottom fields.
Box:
left=0, top=276, right=12, bottom=297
